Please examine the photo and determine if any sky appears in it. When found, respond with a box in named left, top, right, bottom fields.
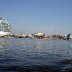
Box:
left=0, top=0, right=72, bottom=35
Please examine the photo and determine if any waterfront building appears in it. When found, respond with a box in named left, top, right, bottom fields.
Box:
left=0, top=17, right=11, bottom=36
left=33, top=33, right=45, bottom=39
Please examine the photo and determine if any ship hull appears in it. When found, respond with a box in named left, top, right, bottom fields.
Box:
left=0, top=31, right=10, bottom=36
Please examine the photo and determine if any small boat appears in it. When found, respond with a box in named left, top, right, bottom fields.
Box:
left=0, top=17, right=11, bottom=36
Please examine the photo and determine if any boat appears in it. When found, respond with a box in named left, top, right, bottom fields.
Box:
left=0, top=17, right=11, bottom=36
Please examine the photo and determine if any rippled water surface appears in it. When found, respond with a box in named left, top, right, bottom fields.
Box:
left=0, top=38, right=72, bottom=72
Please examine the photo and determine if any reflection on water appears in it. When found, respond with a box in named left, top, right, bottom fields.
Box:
left=0, top=38, right=72, bottom=71
left=0, top=39, right=10, bottom=55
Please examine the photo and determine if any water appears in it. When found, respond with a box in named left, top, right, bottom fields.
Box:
left=0, top=38, right=72, bottom=72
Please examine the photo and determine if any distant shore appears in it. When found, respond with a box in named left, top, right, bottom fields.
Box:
left=0, top=33, right=68, bottom=40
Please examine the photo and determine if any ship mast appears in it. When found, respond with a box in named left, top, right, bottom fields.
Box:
left=0, top=17, right=11, bottom=32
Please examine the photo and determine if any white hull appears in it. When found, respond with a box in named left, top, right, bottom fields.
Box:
left=70, top=35, right=72, bottom=39
left=0, top=31, right=10, bottom=36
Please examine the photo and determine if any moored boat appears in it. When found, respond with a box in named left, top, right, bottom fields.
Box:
left=0, top=17, right=11, bottom=37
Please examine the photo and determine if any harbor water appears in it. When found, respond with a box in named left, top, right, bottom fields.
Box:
left=0, top=38, right=72, bottom=72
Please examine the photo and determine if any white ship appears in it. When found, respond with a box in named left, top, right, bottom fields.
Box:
left=0, top=17, right=11, bottom=36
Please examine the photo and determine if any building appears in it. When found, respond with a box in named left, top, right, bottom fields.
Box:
left=33, top=33, right=45, bottom=39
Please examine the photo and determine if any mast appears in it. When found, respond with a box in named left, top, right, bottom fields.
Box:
left=0, top=17, right=11, bottom=32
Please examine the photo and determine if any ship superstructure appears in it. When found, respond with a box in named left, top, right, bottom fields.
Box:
left=0, top=17, right=11, bottom=36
